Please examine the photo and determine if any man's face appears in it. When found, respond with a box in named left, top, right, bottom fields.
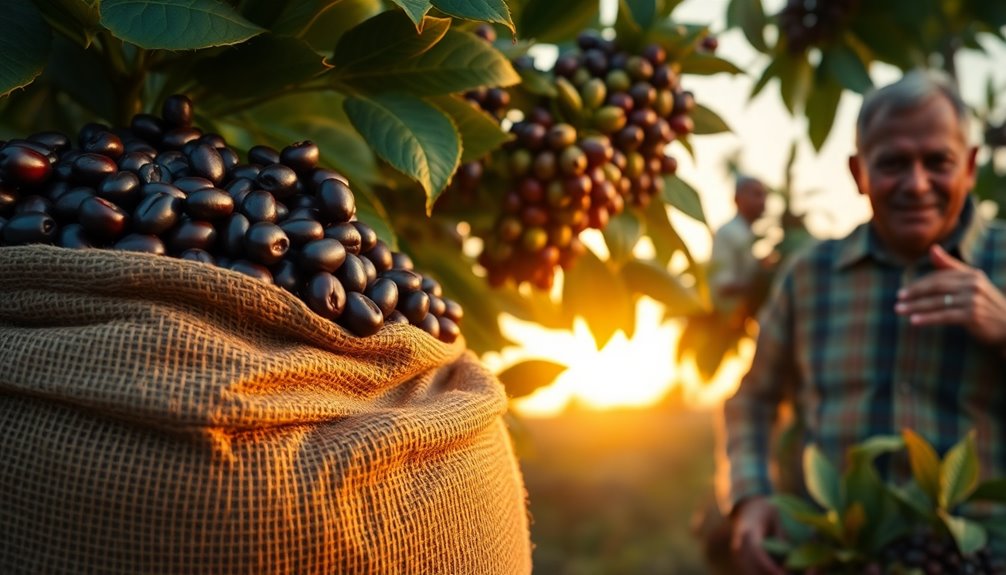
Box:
left=736, top=180, right=767, bottom=222
left=849, top=94, right=977, bottom=262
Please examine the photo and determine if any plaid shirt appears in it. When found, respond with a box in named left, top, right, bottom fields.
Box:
left=722, top=198, right=1006, bottom=511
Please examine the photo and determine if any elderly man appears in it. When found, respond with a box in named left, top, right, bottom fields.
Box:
left=709, top=174, right=770, bottom=317
left=722, top=69, right=1006, bottom=574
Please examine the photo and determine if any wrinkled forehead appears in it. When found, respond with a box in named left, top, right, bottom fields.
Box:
left=858, top=94, right=969, bottom=152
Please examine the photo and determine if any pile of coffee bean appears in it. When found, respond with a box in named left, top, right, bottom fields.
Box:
left=879, top=528, right=1005, bottom=575
left=778, top=0, right=860, bottom=54
left=0, top=95, right=462, bottom=342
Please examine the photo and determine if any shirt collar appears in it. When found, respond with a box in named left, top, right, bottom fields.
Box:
left=835, top=196, right=987, bottom=270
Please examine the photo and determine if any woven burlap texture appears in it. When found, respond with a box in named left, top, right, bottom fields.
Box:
left=0, top=245, right=531, bottom=575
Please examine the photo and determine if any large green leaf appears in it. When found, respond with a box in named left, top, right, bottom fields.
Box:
left=690, top=103, right=731, bottom=135
left=194, top=35, right=329, bottom=99
left=804, top=444, right=842, bottom=512
left=847, top=435, right=905, bottom=467
left=776, top=52, right=813, bottom=114
left=519, top=0, right=597, bottom=44
left=726, top=0, right=768, bottom=53
left=31, top=0, right=100, bottom=48
left=0, top=1, right=52, bottom=98
left=269, top=0, right=341, bottom=36
left=330, top=11, right=449, bottom=70
left=301, top=0, right=381, bottom=52
left=661, top=175, right=707, bottom=224
left=99, top=0, right=264, bottom=49
left=939, top=510, right=988, bottom=556
left=939, top=430, right=979, bottom=509
left=621, top=259, right=703, bottom=316
left=969, top=478, right=1006, bottom=504
left=678, top=52, right=745, bottom=76
left=497, top=359, right=568, bottom=398
left=642, top=198, right=691, bottom=267
left=345, top=92, right=460, bottom=213
left=823, top=42, right=873, bottom=95
left=428, top=95, right=511, bottom=163
left=431, top=0, right=514, bottom=34
left=805, top=63, right=843, bottom=151
left=903, top=429, right=942, bottom=505
left=562, top=249, right=635, bottom=349
left=602, top=210, right=642, bottom=263
left=389, top=0, right=432, bottom=29
left=622, top=0, right=657, bottom=30
left=335, top=29, right=519, bottom=96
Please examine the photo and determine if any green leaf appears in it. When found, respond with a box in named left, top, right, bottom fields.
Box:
left=804, top=444, right=842, bottom=512
left=749, top=55, right=780, bottom=99
left=428, top=94, right=510, bottom=163
left=842, top=502, right=867, bottom=544
left=330, top=11, right=449, bottom=70
left=431, top=0, right=514, bottom=34
left=969, top=478, right=1006, bottom=504
left=903, top=429, right=942, bottom=506
left=194, top=35, right=329, bottom=99
left=497, top=359, right=568, bottom=398
left=301, top=0, right=381, bottom=52
left=335, top=29, right=520, bottom=96
left=823, top=42, right=873, bottom=94
left=981, top=515, right=1006, bottom=542
left=806, top=63, right=843, bottom=151
left=602, top=210, right=642, bottom=263
left=776, top=52, right=813, bottom=114
left=30, top=0, right=100, bottom=48
left=661, top=175, right=706, bottom=224
left=269, top=0, right=341, bottom=36
left=344, top=92, right=461, bottom=213
left=848, top=435, right=905, bottom=466
left=690, top=103, right=731, bottom=135
left=562, top=249, right=635, bottom=348
left=939, top=510, right=988, bottom=556
left=939, top=430, right=979, bottom=509
left=621, top=259, right=704, bottom=316
left=761, top=536, right=793, bottom=557
left=786, top=542, right=835, bottom=569
left=726, top=0, right=768, bottom=53
left=644, top=21, right=708, bottom=62
left=890, top=481, right=936, bottom=521
left=389, top=0, right=432, bottom=29
left=0, top=0, right=52, bottom=98
left=99, top=0, right=264, bottom=49
left=516, top=66, right=557, bottom=98
left=519, top=0, right=598, bottom=44
left=678, top=52, right=745, bottom=76
left=623, top=0, right=657, bottom=30
left=642, top=198, right=690, bottom=267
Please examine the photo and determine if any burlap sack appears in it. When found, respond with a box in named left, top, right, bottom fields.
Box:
left=0, top=245, right=531, bottom=575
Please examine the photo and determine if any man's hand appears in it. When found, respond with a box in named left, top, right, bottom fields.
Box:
left=730, top=496, right=786, bottom=575
left=896, top=245, right=1006, bottom=354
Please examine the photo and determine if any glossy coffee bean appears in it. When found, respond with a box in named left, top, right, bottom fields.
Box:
left=220, top=213, right=251, bottom=258
left=224, top=177, right=255, bottom=203
left=198, top=133, right=227, bottom=149
left=280, top=218, right=324, bottom=246
left=219, top=147, right=239, bottom=172
left=44, top=181, right=71, bottom=202
left=168, top=219, right=216, bottom=253
left=421, top=276, right=443, bottom=297
left=229, top=164, right=260, bottom=180
left=398, top=289, right=430, bottom=324
left=28, top=131, right=71, bottom=153
left=365, top=277, right=399, bottom=316
left=57, top=223, right=91, bottom=248
left=1, top=145, right=52, bottom=185
left=113, top=233, right=165, bottom=255
left=280, top=141, right=319, bottom=174
left=7, top=139, right=58, bottom=159
left=381, top=269, right=422, bottom=292
left=137, top=162, right=168, bottom=184
left=185, top=188, right=234, bottom=220
left=244, top=221, right=289, bottom=265
left=335, top=253, right=368, bottom=293
left=3, top=211, right=57, bottom=245
left=248, top=145, right=280, bottom=166
left=0, top=188, right=17, bottom=216
left=240, top=190, right=278, bottom=223
left=130, top=113, right=164, bottom=143
left=391, top=252, right=414, bottom=270
left=256, top=163, right=298, bottom=198
left=305, top=272, right=346, bottom=320
left=13, top=195, right=52, bottom=215
left=442, top=298, right=463, bottom=323
left=180, top=248, right=215, bottom=264
left=274, top=201, right=289, bottom=222
left=428, top=294, right=447, bottom=317
left=271, top=258, right=302, bottom=294
left=299, top=238, right=346, bottom=274
left=77, top=122, right=110, bottom=148
left=141, top=181, right=185, bottom=199
left=71, top=153, right=117, bottom=185
left=352, top=221, right=378, bottom=252
left=53, top=187, right=94, bottom=222
left=339, top=292, right=383, bottom=337
left=229, top=259, right=272, bottom=283
left=133, top=193, right=182, bottom=235
left=162, top=94, right=194, bottom=127
left=416, top=313, right=440, bottom=338
left=317, top=178, right=355, bottom=223
left=323, top=222, right=361, bottom=254
left=364, top=240, right=392, bottom=272
left=97, top=171, right=141, bottom=208
left=173, top=176, right=214, bottom=194
left=309, top=167, right=348, bottom=191
left=384, top=309, right=409, bottom=326
left=78, top=196, right=129, bottom=240
left=188, top=143, right=225, bottom=185
left=437, top=316, right=460, bottom=343
left=161, top=127, right=201, bottom=151
left=360, top=254, right=377, bottom=284
left=82, top=130, right=124, bottom=159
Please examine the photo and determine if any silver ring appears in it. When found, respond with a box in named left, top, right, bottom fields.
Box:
left=945, top=293, right=954, bottom=308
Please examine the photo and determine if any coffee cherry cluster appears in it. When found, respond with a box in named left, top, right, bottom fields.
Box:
left=0, top=95, right=463, bottom=342
left=778, top=0, right=860, bottom=54
left=878, top=528, right=1005, bottom=575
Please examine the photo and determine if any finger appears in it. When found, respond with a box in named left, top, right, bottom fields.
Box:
left=930, top=244, right=968, bottom=271
left=898, top=271, right=970, bottom=302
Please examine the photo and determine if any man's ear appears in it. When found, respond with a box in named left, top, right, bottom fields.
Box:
left=965, top=146, right=979, bottom=187
left=848, top=154, right=866, bottom=196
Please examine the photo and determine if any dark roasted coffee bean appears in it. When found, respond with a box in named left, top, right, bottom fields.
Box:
left=168, top=219, right=216, bottom=253
left=272, top=259, right=302, bottom=294
left=180, top=248, right=215, bottom=264
left=57, top=222, right=91, bottom=248
left=365, top=277, right=399, bottom=316
left=299, top=238, right=346, bottom=273
left=1, top=145, right=52, bottom=186
left=335, top=252, right=368, bottom=293
left=97, top=171, right=141, bottom=208
left=198, top=133, right=227, bottom=149
left=188, top=143, right=225, bottom=185
left=13, top=195, right=52, bottom=215
left=286, top=206, right=318, bottom=221
left=137, top=162, right=168, bottom=184
left=118, top=151, right=154, bottom=173
left=28, top=131, right=71, bottom=153
left=185, top=188, right=234, bottom=220
left=122, top=139, right=157, bottom=156
left=220, top=212, right=250, bottom=258
left=244, top=221, right=289, bottom=265
left=130, top=113, right=164, bottom=143
left=162, top=94, right=193, bottom=127
left=305, top=272, right=346, bottom=320
left=173, top=176, right=214, bottom=194
left=442, top=298, right=463, bottom=323
left=155, top=150, right=189, bottom=178
left=360, top=254, right=377, bottom=284
left=280, top=218, right=324, bottom=246
left=256, top=163, right=298, bottom=198
left=79, top=196, right=129, bottom=240
left=339, top=292, right=383, bottom=336
left=274, top=201, right=289, bottom=222
left=141, top=182, right=185, bottom=199
left=364, top=240, right=392, bottom=272
left=288, top=193, right=316, bottom=210
left=317, top=178, right=355, bottom=223
left=437, top=317, right=460, bottom=343
left=323, top=222, right=361, bottom=254
left=70, top=153, right=114, bottom=186
left=381, top=268, right=422, bottom=292
left=398, top=289, right=430, bottom=324
left=229, top=163, right=260, bottom=180
left=428, top=294, right=446, bottom=316
left=240, top=190, right=278, bottom=223
left=82, top=130, right=124, bottom=159
left=421, top=276, right=443, bottom=296
left=131, top=192, right=181, bottom=234
left=248, top=145, right=280, bottom=166
left=3, top=211, right=57, bottom=245
left=113, top=233, right=165, bottom=255
left=385, top=309, right=408, bottom=326
left=352, top=221, right=378, bottom=252
left=309, top=167, right=348, bottom=191
left=280, top=141, right=319, bottom=173
left=160, top=128, right=201, bottom=151
left=229, top=259, right=272, bottom=283
left=224, top=177, right=255, bottom=203
left=391, top=251, right=413, bottom=270
left=77, top=122, right=110, bottom=148
left=416, top=313, right=440, bottom=338
left=219, top=147, right=239, bottom=173
left=53, top=187, right=94, bottom=222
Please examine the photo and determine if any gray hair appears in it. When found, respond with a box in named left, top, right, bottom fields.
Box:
left=856, top=69, right=970, bottom=147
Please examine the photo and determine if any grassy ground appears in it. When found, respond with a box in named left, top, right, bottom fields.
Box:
left=513, top=405, right=723, bottom=575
